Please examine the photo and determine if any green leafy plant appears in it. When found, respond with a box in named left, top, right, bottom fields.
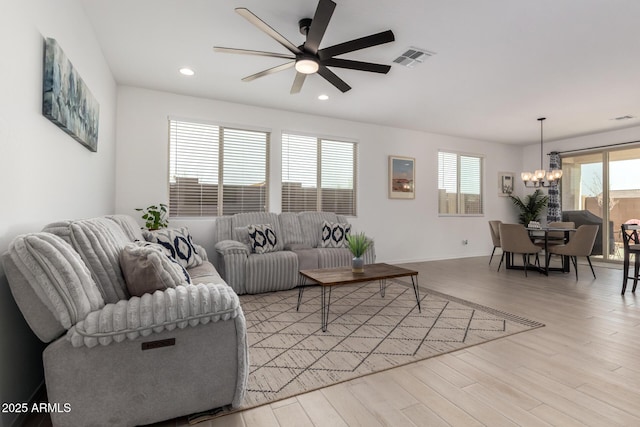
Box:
left=135, top=204, right=169, bottom=231
left=508, top=190, right=549, bottom=225
left=345, top=232, right=373, bottom=258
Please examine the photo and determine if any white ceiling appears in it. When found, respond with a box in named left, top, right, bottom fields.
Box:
left=80, top=0, right=640, bottom=145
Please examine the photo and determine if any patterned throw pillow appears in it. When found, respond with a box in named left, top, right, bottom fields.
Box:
left=320, top=221, right=352, bottom=248
left=247, top=224, right=278, bottom=254
left=142, top=227, right=203, bottom=268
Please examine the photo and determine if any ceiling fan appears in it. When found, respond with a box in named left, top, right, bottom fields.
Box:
left=213, top=0, right=395, bottom=94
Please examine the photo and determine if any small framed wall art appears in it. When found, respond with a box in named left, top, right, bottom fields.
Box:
left=498, top=172, right=514, bottom=196
left=389, top=155, right=415, bottom=199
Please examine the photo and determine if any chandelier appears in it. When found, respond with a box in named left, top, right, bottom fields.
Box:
left=521, top=117, right=562, bottom=187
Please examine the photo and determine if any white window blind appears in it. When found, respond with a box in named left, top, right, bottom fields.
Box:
left=282, top=133, right=357, bottom=216
left=438, top=150, right=483, bottom=215
left=169, top=119, right=269, bottom=217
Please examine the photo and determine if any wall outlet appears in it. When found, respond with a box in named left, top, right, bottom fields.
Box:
left=462, top=239, right=469, bottom=245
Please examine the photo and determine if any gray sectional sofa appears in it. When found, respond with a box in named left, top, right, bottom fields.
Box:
left=2, top=215, right=248, bottom=427
left=212, top=211, right=376, bottom=294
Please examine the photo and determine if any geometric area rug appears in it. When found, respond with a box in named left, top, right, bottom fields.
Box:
left=237, top=280, right=544, bottom=411
left=189, top=281, right=544, bottom=422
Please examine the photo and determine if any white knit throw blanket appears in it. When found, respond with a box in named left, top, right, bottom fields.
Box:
left=67, top=283, right=241, bottom=348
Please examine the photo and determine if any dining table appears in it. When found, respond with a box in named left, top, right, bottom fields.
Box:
left=506, top=227, right=576, bottom=275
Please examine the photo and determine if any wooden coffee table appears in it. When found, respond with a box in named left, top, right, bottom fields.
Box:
left=297, top=263, right=420, bottom=332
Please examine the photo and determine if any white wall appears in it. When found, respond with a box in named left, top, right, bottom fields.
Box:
left=116, top=86, right=521, bottom=263
left=0, top=2, right=117, bottom=425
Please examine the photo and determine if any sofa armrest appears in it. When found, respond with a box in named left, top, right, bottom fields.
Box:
left=67, top=283, right=241, bottom=348
left=215, top=240, right=250, bottom=256
left=215, top=240, right=250, bottom=294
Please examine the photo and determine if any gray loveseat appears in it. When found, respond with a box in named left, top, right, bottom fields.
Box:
left=212, top=211, right=376, bottom=295
left=2, top=214, right=248, bottom=427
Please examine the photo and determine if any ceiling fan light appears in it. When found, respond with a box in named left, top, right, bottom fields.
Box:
left=295, top=59, right=319, bottom=74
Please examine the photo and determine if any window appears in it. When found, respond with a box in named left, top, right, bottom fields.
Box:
left=282, top=133, right=357, bottom=216
left=561, top=145, right=640, bottom=260
left=438, top=150, right=483, bottom=215
left=169, top=119, right=269, bottom=216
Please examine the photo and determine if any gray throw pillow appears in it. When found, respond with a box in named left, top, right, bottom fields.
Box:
left=120, top=242, right=191, bottom=297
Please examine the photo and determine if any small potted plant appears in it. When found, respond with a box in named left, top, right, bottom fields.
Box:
left=345, top=232, right=373, bottom=273
left=135, top=203, right=169, bottom=231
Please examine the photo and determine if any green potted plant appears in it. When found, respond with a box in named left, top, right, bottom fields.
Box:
left=345, top=232, right=373, bottom=273
left=135, top=203, right=169, bottom=231
left=508, top=189, right=549, bottom=225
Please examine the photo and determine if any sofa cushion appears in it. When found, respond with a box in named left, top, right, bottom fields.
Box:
left=320, top=221, right=351, bottom=248
left=4, top=233, right=105, bottom=336
left=66, top=218, right=132, bottom=303
left=143, top=227, right=204, bottom=268
left=230, top=212, right=284, bottom=251
left=245, top=251, right=299, bottom=294
left=120, top=242, right=191, bottom=297
left=247, top=224, right=278, bottom=254
left=188, top=261, right=226, bottom=286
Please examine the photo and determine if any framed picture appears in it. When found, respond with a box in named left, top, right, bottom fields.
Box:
left=389, top=155, right=415, bottom=199
left=498, top=172, right=514, bottom=196
left=43, top=38, right=100, bottom=152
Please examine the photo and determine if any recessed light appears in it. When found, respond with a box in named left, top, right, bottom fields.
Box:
left=179, top=68, right=195, bottom=76
left=318, top=94, right=329, bottom=101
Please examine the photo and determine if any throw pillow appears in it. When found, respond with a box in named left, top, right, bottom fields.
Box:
left=120, top=242, right=191, bottom=297
left=142, top=227, right=203, bottom=268
left=320, top=221, right=352, bottom=248
left=247, top=224, right=278, bottom=254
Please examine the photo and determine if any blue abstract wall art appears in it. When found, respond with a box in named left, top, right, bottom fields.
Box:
left=43, top=37, right=99, bottom=152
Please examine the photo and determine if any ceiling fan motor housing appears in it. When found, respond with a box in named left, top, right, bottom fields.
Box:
left=299, top=18, right=312, bottom=35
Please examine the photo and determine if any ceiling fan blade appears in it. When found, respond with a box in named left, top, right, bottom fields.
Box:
left=305, top=0, right=336, bottom=54
left=235, top=8, right=302, bottom=55
left=318, top=30, right=395, bottom=60
left=317, top=65, right=351, bottom=93
left=242, top=61, right=295, bottom=82
left=290, top=72, right=307, bottom=94
left=322, top=58, right=391, bottom=74
left=213, top=46, right=295, bottom=60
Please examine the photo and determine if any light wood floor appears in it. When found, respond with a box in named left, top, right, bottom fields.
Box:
left=172, top=256, right=639, bottom=427
left=28, top=256, right=640, bottom=426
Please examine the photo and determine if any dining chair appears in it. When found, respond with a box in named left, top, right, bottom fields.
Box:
left=620, top=223, right=640, bottom=294
left=547, top=225, right=598, bottom=280
left=498, top=223, right=542, bottom=276
left=488, top=220, right=502, bottom=265
left=533, top=221, right=575, bottom=249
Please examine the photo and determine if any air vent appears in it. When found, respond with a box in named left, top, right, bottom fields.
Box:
left=611, top=115, right=637, bottom=121
left=393, top=47, right=435, bottom=68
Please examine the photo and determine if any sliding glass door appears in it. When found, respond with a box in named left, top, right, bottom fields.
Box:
left=561, top=146, right=640, bottom=261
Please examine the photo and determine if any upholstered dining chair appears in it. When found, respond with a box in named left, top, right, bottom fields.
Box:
left=547, top=224, right=599, bottom=280
left=488, top=220, right=502, bottom=265
left=534, top=221, right=575, bottom=248
left=497, top=223, right=542, bottom=277
left=621, top=223, right=640, bottom=294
